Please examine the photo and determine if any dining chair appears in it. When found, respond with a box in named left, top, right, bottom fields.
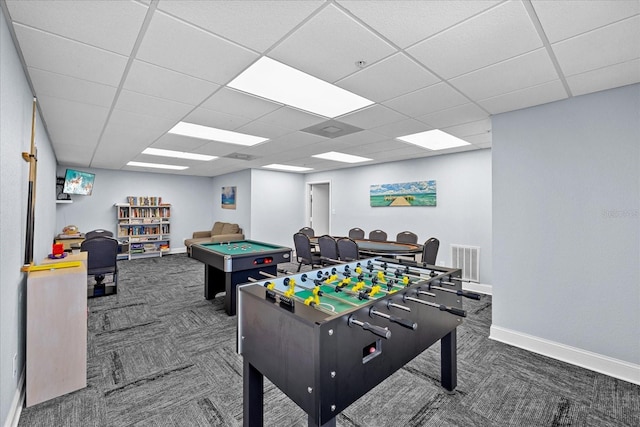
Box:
left=348, top=227, right=365, bottom=240
left=396, top=231, right=419, bottom=260
left=422, top=237, right=440, bottom=265
left=337, top=238, right=359, bottom=262
left=318, top=235, right=340, bottom=265
left=298, top=227, right=315, bottom=237
left=81, top=236, right=119, bottom=297
left=85, top=229, right=114, bottom=240
left=368, top=229, right=387, bottom=241
left=293, top=232, right=322, bottom=271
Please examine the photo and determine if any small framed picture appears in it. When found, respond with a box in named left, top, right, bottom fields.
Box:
left=222, top=186, right=236, bottom=209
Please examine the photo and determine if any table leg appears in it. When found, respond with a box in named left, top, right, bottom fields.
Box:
left=243, top=359, right=263, bottom=427
left=440, top=329, right=457, bottom=392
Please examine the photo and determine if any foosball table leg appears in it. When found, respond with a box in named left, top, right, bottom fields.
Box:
left=308, top=414, right=336, bottom=427
left=440, top=329, right=457, bottom=393
left=243, top=359, right=263, bottom=427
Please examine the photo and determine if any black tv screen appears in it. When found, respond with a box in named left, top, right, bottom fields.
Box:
left=63, top=169, right=95, bottom=195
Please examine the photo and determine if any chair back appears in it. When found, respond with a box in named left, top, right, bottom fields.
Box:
left=337, top=238, right=359, bottom=261
left=293, top=232, right=314, bottom=263
left=85, top=229, right=114, bottom=240
left=318, top=235, right=339, bottom=262
left=299, top=227, right=315, bottom=237
left=81, top=236, right=118, bottom=275
left=422, top=237, right=440, bottom=265
left=396, top=231, right=418, bottom=244
left=368, top=229, right=387, bottom=241
left=348, top=227, right=365, bottom=239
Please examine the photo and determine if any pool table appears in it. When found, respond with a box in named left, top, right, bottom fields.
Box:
left=191, top=240, right=292, bottom=315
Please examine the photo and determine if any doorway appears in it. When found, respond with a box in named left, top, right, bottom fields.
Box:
left=308, top=182, right=330, bottom=236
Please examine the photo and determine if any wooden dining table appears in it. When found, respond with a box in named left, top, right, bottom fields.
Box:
left=310, top=237, right=423, bottom=257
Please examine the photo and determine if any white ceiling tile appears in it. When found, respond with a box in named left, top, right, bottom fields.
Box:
left=477, top=79, right=567, bottom=114
left=337, top=1, right=500, bottom=48
left=383, top=82, right=469, bottom=117
left=566, top=59, right=640, bottom=96
left=115, top=90, right=195, bottom=121
left=418, top=103, right=489, bottom=129
left=234, top=121, right=292, bottom=140
left=200, top=88, right=282, bottom=119
left=190, top=142, right=244, bottom=157
left=532, top=0, right=640, bottom=43
left=53, top=143, right=95, bottom=167
left=183, top=107, right=254, bottom=132
left=337, top=104, right=407, bottom=129
left=253, top=107, right=325, bottom=131
left=371, top=119, right=432, bottom=138
left=552, top=15, right=640, bottom=77
left=124, top=60, right=220, bottom=106
left=13, top=23, right=128, bottom=86
left=246, top=132, right=324, bottom=157
left=408, top=1, right=542, bottom=79
left=351, top=138, right=413, bottom=154
left=450, top=48, right=559, bottom=100
left=37, top=95, right=109, bottom=146
left=156, top=0, right=324, bottom=52
left=269, top=4, right=397, bottom=83
left=441, top=118, right=491, bottom=138
left=135, top=11, right=258, bottom=84
left=464, top=132, right=492, bottom=145
left=28, top=67, right=116, bottom=107
left=149, top=133, right=210, bottom=152
left=330, top=130, right=389, bottom=147
left=5, top=0, right=148, bottom=55
left=336, top=53, right=440, bottom=102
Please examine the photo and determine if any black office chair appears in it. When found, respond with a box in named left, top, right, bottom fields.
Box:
left=299, top=227, right=315, bottom=237
left=293, top=232, right=322, bottom=272
left=318, top=235, right=340, bottom=265
left=348, top=227, right=365, bottom=240
left=337, top=238, right=359, bottom=262
left=81, top=236, right=119, bottom=297
left=422, top=237, right=440, bottom=266
left=369, top=229, right=387, bottom=241
left=85, top=229, right=114, bottom=240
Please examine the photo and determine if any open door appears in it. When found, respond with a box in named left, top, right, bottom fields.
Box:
left=309, top=182, right=330, bottom=236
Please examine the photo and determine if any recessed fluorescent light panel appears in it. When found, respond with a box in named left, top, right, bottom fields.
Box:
left=312, top=151, right=372, bottom=163
left=126, top=161, right=188, bottom=170
left=396, top=129, right=471, bottom=150
left=142, top=148, right=217, bottom=161
left=228, top=57, right=374, bottom=118
left=263, top=164, right=313, bottom=172
left=168, top=122, right=268, bottom=146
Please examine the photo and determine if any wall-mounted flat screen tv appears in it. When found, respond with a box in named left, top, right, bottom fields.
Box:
left=63, top=169, right=95, bottom=196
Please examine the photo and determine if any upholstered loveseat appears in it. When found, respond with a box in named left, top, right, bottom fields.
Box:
left=185, top=221, right=244, bottom=255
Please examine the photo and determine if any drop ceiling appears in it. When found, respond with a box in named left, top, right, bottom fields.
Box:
left=2, top=0, right=638, bottom=177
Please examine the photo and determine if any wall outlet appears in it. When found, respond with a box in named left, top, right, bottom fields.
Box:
left=13, top=353, right=17, bottom=378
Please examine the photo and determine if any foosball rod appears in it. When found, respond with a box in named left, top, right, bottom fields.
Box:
left=247, top=276, right=336, bottom=315
left=361, top=262, right=479, bottom=299
left=402, top=292, right=467, bottom=317
left=259, top=271, right=361, bottom=308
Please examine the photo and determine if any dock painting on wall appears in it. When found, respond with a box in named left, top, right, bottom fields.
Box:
left=370, top=180, right=437, bottom=207
left=221, top=186, right=236, bottom=209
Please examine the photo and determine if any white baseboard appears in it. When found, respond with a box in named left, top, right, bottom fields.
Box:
left=3, top=369, right=25, bottom=427
left=462, top=281, right=492, bottom=295
left=490, top=325, right=640, bottom=385
left=169, top=247, right=187, bottom=255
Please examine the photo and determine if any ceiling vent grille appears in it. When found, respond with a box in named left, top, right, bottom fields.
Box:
left=300, top=120, right=364, bottom=139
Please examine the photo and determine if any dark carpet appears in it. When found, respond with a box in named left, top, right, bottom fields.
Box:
left=18, top=254, right=640, bottom=426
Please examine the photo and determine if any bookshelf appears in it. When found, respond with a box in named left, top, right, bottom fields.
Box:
left=115, top=196, right=171, bottom=260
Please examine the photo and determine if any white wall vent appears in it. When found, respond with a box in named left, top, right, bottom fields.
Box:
left=450, top=244, right=480, bottom=282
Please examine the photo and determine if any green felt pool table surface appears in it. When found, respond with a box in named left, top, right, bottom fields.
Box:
left=198, top=240, right=288, bottom=255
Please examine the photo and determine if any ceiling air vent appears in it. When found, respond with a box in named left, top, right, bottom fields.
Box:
left=300, top=120, right=364, bottom=139
left=223, top=153, right=258, bottom=161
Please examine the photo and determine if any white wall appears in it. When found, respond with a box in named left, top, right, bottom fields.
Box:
left=492, top=84, right=639, bottom=367
left=305, top=149, right=493, bottom=284
left=212, top=169, right=252, bottom=237
left=249, top=169, right=306, bottom=248
left=56, top=167, right=214, bottom=252
left=1, top=8, right=57, bottom=424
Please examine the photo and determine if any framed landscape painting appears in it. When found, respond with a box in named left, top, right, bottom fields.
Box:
left=370, top=180, right=436, bottom=207
left=221, top=186, right=236, bottom=209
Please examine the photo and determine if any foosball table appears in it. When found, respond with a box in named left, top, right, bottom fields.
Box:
left=237, top=257, right=481, bottom=427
